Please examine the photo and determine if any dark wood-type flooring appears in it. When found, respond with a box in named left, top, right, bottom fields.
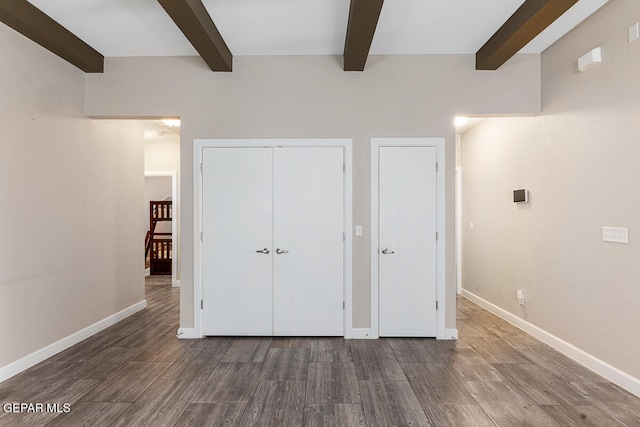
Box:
left=1, top=282, right=640, bottom=426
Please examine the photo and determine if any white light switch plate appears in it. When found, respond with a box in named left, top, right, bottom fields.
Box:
left=602, top=227, right=628, bottom=244
left=355, top=225, right=363, bottom=237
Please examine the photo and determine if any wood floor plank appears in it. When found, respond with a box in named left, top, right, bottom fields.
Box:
left=191, top=336, right=236, bottom=348
left=42, top=347, right=143, bottom=382
left=160, top=346, right=228, bottom=380
left=495, top=363, right=590, bottom=405
left=522, top=345, right=605, bottom=383
left=423, top=404, right=495, bottom=427
left=134, top=331, right=195, bottom=362
left=49, top=333, right=122, bottom=362
left=262, top=348, right=310, bottom=381
left=486, top=324, right=543, bottom=350
left=437, top=348, right=503, bottom=382
left=348, top=340, right=406, bottom=381
left=310, top=338, right=352, bottom=363
left=106, top=321, right=176, bottom=349
left=359, top=380, right=431, bottom=427
left=32, top=378, right=100, bottom=403
left=45, top=401, right=131, bottom=427
left=0, top=378, right=99, bottom=427
left=465, top=336, right=530, bottom=364
left=0, top=350, right=140, bottom=400
left=111, top=379, right=203, bottom=427
left=240, top=380, right=306, bottom=426
left=401, top=363, right=476, bottom=405
left=81, top=361, right=171, bottom=403
left=0, top=362, right=81, bottom=400
left=303, top=404, right=366, bottom=426
left=221, top=338, right=272, bottom=363
left=465, top=380, right=560, bottom=426
left=569, top=382, right=640, bottom=425
left=306, top=363, right=360, bottom=404
left=540, top=405, right=626, bottom=427
left=192, top=362, right=263, bottom=404
left=271, top=337, right=312, bottom=348
left=174, top=403, right=246, bottom=426
left=387, top=338, right=439, bottom=363
left=456, top=318, right=493, bottom=338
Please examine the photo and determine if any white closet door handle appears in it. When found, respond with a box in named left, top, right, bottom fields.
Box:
left=276, top=248, right=289, bottom=254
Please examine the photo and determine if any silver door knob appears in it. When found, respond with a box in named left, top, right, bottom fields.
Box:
left=381, top=248, right=395, bottom=254
left=256, top=248, right=270, bottom=254
left=276, top=248, right=289, bottom=254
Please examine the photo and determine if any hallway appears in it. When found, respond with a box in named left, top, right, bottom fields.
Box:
left=1, top=283, right=639, bottom=426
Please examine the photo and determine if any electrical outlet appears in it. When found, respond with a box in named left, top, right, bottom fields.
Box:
left=516, top=290, right=525, bottom=306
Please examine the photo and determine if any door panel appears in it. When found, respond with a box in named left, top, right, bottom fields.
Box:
left=379, top=146, right=437, bottom=337
left=273, top=147, right=344, bottom=336
left=202, top=148, right=273, bottom=335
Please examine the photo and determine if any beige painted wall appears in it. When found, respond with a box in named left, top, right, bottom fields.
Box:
left=0, top=25, right=145, bottom=368
left=145, top=133, right=180, bottom=172
left=86, top=53, right=541, bottom=330
left=461, top=0, right=640, bottom=378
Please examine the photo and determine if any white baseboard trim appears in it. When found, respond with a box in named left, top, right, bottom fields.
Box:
left=351, top=328, right=376, bottom=339
left=438, top=328, right=459, bottom=340
left=0, top=300, right=147, bottom=384
left=176, top=327, right=200, bottom=339
left=461, top=289, right=640, bottom=398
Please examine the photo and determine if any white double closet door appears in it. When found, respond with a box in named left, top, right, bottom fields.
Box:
left=202, top=147, right=344, bottom=336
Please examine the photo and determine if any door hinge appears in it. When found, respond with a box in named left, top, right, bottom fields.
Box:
left=436, top=301, right=438, bottom=310
left=200, top=231, right=203, bottom=241
left=343, top=163, right=346, bottom=173
left=200, top=163, right=203, bottom=173
left=343, top=301, right=345, bottom=309
left=343, top=232, right=345, bottom=242
left=436, top=232, right=439, bottom=241
left=436, top=162, right=439, bottom=172
left=201, top=300, right=204, bottom=310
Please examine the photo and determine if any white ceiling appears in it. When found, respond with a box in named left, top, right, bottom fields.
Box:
left=27, top=0, right=609, bottom=58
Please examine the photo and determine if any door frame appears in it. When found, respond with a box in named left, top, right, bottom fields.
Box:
left=193, top=139, right=353, bottom=338
left=370, top=138, right=446, bottom=339
left=144, top=170, right=179, bottom=287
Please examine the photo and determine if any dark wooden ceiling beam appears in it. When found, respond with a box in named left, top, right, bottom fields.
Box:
left=0, top=0, right=103, bottom=73
left=476, top=0, right=578, bottom=70
left=157, top=0, right=232, bottom=72
left=343, top=0, right=384, bottom=71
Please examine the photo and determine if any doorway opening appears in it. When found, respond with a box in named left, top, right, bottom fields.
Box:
left=143, top=119, right=181, bottom=287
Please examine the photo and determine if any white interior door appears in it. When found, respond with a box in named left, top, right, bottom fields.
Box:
left=273, top=147, right=344, bottom=336
left=202, top=148, right=273, bottom=335
left=379, top=146, right=437, bottom=336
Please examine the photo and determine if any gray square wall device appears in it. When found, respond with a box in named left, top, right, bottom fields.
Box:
left=513, top=189, right=529, bottom=203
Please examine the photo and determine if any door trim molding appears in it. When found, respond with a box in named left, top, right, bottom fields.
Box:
left=193, top=139, right=353, bottom=338
left=370, top=138, right=446, bottom=339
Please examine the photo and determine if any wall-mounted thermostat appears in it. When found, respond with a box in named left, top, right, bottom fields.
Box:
left=513, top=189, right=529, bottom=203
